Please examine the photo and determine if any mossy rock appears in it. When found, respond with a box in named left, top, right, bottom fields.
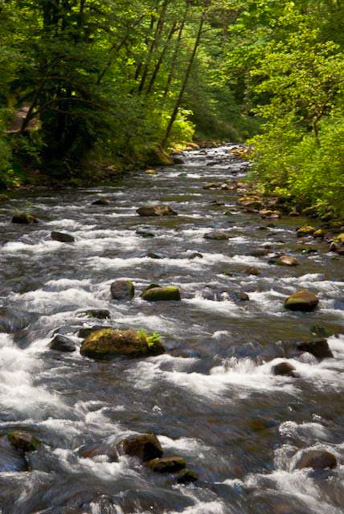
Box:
left=335, top=233, right=344, bottom=245
left=122, top=434, right=163, bottom=462
left=284, top=290, right=319, bottom=312
left=141, top=286, right=181, bottom=302
left=146, top=456, right=186, bottom=473
left=0, top=194, right=9, bottom=204
left=8, top=431, right=41, bottom=452
left=12, top=212, right=38, bottom=224
left=78, top=309, right=110, bottom=319
left=142, top=145, right=174, bottom=166
left=176, top=468, right=199, bottom=484
left=313, top=229, right=325, bottom=239
left=80, top=328, right=166, bottom=359
left=297, top=225, right=316, bottom=237
left=111, top=280, right=135, bottom=301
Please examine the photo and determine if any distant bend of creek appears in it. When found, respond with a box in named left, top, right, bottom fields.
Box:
left=0, top=146, right=343, bottom=514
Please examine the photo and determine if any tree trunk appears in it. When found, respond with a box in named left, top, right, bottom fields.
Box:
left=145, top=21, right=177, bottom=96
left=162, top=8, right=206, bottom=148
left=162, top=2, right=190, bottom=102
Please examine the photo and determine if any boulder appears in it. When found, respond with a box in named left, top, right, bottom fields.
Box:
left=144, top=169, right=156, bottom=175
left=297, top=339, right=333, bottom=360
left=176, top=468, right=198, bottom=484
left=49, top=334, right=76, bottom=353
left=173, top=157, right=185, bottom=165
left=78, top=309, right=110, bottom=319
left=111, top=280, right=135, bottom=301
left=51, top=231, right=75, bottom=243
left=137, top=205, right=177, bottom=217
left=297, top=225, right=316, bottom=237
left=277, top=255, right=299, bottom=267
left=238, top=292, right=250, bottom=301
left=336, top=233, right=344, bottom=244
left=284, top=290, right=319, bottom=312
left=80, top=328, right=166, bottom=359
left=12, top=212, right=38, bottom=224
left=92, top=198, right=110, bottom=206
left=122, top=434, right=163, bottom=462
left=7, top=431, right=41, bottom=452
left=272, top=362, right=296, bottom=377
left=141, top=286, right=181, bottom=302
left=295, top=449, right=337, bottom=471
left=146, top=456, right=186, bottom=474
left=204, top=231, right=229, bottom=241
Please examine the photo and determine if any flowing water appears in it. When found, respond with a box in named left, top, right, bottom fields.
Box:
left=0, top=146, right=343, bottom=514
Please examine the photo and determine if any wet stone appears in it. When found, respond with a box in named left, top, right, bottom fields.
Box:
left=295, top=449, right=337, bottom=471
left=176, top=468, right=199, bottom=484
left=204, top=231, right=229, bottom=240
left=49, top=334, right=76, bottom=353
left=78, top=309, right=110, bottom=319
left=7, top=431, right=41, bottom=452
left=297, top=339, right=333, bottom=360
left=122, top=434, right=163, bottom=462
left=12, top=212, right=38, bottom=224
left=110, top=280, right=135, bottom=301
left=137, top=205, right=177, bottom=217
left=141, top=286, right=181, bottom=302
left=146, top=456, right=186, bottom=474
left=284, top=290, right=319, bottom=312
left=91, top=198, right=110, bottom=206
left=51, top=231, right=75, bottom=243
left=80, top=328, right=166, bottom=359
left=272, top=362, right=296, bottom=377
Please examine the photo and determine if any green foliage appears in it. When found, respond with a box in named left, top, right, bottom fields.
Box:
left=136, top=329, right=162, bottom=347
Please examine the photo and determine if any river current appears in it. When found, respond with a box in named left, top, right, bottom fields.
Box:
left=0, top=146, right=343, bottom=513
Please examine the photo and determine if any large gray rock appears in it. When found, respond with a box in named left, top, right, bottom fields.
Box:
left=51, top=231, right=75, bottom=243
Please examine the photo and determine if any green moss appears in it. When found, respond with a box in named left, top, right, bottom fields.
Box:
left=80, top=328, right=166, bottom=360
left=141, top=286, right=181, bottom=302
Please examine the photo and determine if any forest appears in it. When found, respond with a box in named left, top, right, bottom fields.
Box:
left=0, top=0, right=343, bottom=218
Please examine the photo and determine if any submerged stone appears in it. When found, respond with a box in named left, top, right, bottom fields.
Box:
left=284, top=290, right=319, bottom=312
left=80, top=328, right=166, bottom=359
left=122, top=434, right=163, bottom=462
left=204, top=231, right=229, bottom=241
left=141, top=286, right=181, bottom=302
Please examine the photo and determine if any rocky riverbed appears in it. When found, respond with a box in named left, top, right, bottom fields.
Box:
left=0, top=146, right=343, bottom=513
